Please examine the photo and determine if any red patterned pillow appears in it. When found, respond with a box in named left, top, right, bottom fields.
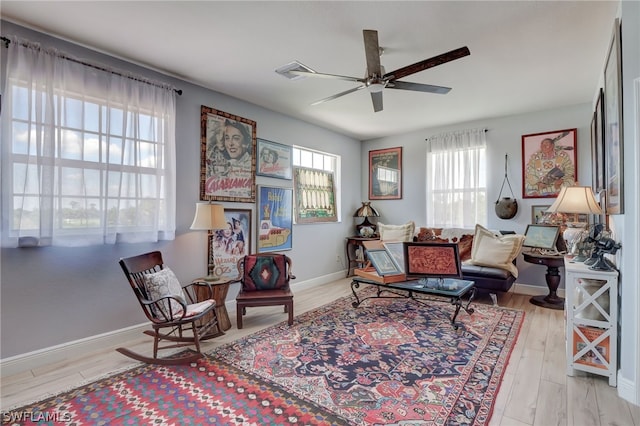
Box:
left=242, top=255, right=288, bottom=291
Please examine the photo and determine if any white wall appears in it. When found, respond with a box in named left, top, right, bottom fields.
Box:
left=362, top=103, right=592, bottom=289
left=0, top=21, right=361, bottom=359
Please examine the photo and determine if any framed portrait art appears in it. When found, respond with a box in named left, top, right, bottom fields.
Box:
left=257, top=185, right=293, bottom=253
left=200, top=105, right=256, bottom=203
left=522, top=128, right=577, bottom=199
left=207, top=209, right=251, bottom=281
left=603, top=18, right=624, bottom=214
left=293, top=167, right=337, bottom=224
left=369, top=147, right=402, bottom=200
left=256, top=139, right=293, bottom=180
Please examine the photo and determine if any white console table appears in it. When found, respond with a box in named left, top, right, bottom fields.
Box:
left=565, top=258, right=619, bottom=386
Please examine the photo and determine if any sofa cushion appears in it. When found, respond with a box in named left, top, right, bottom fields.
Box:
left=466, top=224, right=524, bottom=278
left=378, top=221, right=415, bottom=242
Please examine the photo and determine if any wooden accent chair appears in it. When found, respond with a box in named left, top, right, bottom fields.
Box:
left=235, top=253, right=295, bottom=329
left=118, top=251, right=222, bottom=364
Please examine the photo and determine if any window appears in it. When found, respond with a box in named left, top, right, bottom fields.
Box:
left=292, top=146, right=341, bottom=222
left=1, top=36, right=176, bottom=247
left=425, top=129, right=487, bottom=228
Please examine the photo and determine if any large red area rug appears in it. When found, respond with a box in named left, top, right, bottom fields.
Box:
left=4, top=289, right=523, bottom=425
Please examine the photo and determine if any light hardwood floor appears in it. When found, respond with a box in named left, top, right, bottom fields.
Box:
left=2, top=278, right=640, bottom=425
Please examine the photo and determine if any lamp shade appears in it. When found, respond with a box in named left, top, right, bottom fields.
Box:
left=353, top=201, right=380, bottom=218
left=546, top=186, right=603, bottom=215
left=190, top=203, right=227, bottom=230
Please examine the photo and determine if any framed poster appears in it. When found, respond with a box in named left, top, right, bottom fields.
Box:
left=200, top=105, right=256, bottom=202
left=293, top=167, right=337, bottom=224
left=603, top=18, right=624, bottom=214
left=257, top=185, right=293, bottom=253
left=256, top=138, right=293, bottom=180
left=522, top=128, right=577, bottom=198
left=207, top=209, right=251, bottom=281
left=369, top=147, right=402, bottom=200
left=531, top=205, right=551, bottom=224
left=591, top=88, right=606, bottom=193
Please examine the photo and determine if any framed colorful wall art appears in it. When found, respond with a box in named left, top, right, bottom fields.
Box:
left=256, top=139, right=293, bottom=180
left=207, top=209, right=251, bottom=281
left=200, top=105, right=256, bottom=202
left=522, top=128, right=577, bottom=198
left=369, top=147, right=402, bottom=200
left=257, top=186, right=293, bottom=253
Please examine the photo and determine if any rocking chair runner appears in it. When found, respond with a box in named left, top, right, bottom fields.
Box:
left=118, top=251, right=223, bottom=365
left=235, top=253, right=296, bottom=329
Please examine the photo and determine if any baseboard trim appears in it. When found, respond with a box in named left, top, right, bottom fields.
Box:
left=513, top=282, right=566, bottom=298
left=0, top=271, right=346, bottom=378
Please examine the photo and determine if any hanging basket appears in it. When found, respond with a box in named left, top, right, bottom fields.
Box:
left=495, top=154, right=518, bottom=219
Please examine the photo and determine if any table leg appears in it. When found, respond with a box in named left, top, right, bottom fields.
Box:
left=530, top=265, right=564, bottom=310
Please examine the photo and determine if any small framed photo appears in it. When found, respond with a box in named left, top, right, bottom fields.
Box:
left=369, top=147, right=402, bottom=200
left=531, top=205, right=551, bottom=224
left=367, top=249, right=402, bottom=276
left=383, top=242, right=405, bottom=274
left=522, top=128, right=577, bottom=199
left=256, top=139, right=293, bottom=180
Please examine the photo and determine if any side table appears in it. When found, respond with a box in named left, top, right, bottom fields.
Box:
left=522, top=251, right=565, bottom=310
left=192, top=278, right=232, bottom=331
left=345, top=236, right=379, bottom=277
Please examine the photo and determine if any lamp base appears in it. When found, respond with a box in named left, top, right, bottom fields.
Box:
left=202, top=275, right=220, bottom=282
left=356, top=217, right=377, bottom=237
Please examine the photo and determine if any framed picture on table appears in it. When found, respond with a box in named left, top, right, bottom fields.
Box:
left=522, top=128, right=577, bottom=199
left=200, top=105, right=256, bottom=202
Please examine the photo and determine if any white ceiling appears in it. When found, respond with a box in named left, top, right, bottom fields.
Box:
left=1, top=1, right=618, bottom=140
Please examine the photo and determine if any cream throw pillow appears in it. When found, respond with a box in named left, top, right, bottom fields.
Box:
left=467, top=224, right=525, bottom=278
left=143, top=267, right=186, bottom=316
left=378, top=221, right=415, bottom=242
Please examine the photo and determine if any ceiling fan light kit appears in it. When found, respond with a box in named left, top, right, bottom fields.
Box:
left=276, top=29, right=470, bottom=112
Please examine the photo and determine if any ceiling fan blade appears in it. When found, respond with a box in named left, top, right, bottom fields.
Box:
left=383, top=46, right=470, bottom=81
left=311, top=85, right=367, bottom=106
left=387, top=80, right=451, bottom=94
left=370, top=91, right=383, bottom=112
left=289, top=69, right=364, bottom=84
left=363, top=29, right=382, bottom=77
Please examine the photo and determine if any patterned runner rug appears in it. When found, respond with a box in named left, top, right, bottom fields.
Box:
left=4, top=289, right=523, bottom=425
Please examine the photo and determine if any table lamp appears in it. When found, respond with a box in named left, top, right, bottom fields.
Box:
left=546, top=186, right=603, bottom=259
left=190, top=202, right=227, bottom=281
left=353, top=201, right=379, bottom=237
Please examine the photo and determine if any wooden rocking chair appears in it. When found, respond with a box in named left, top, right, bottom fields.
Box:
left=118, top=251, right=223, bottom=365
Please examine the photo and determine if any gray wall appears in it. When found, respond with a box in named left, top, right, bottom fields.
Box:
left=0, top=21, right=360, bottom=359
left=361, top=103, right=592, bottom=289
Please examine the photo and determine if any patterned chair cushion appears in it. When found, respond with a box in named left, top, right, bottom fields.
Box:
left=242, top=255, right=289, bottom=291
left=142, top=267, right=186, bottom=316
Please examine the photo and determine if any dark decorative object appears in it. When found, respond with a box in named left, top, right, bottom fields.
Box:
left=495, top=154, right=518, bottom=219
left=353, top=201, right=379, bottom=236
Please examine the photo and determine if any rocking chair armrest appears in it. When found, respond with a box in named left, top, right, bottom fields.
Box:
left=147, top=294, right=188, bottom=322
left=183, top=281, right=211, bottom=303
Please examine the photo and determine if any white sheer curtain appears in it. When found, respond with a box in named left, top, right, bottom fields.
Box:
left=1, top=36, right=176, bottom=247
left=425, top=128, right=487, bottom=228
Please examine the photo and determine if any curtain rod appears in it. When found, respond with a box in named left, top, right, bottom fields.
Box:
left=425, top=128, right=488, bottom=141
left=1, top=36, right=182, bottom=96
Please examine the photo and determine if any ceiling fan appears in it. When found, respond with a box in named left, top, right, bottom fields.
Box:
left=277, top=29, right=470, bottom=112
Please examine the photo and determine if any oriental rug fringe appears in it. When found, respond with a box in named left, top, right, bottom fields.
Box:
left=3, top=288, right=523, bottom=425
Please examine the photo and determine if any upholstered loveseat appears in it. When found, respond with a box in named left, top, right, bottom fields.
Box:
left=378, top=222, right=524, bottom=305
